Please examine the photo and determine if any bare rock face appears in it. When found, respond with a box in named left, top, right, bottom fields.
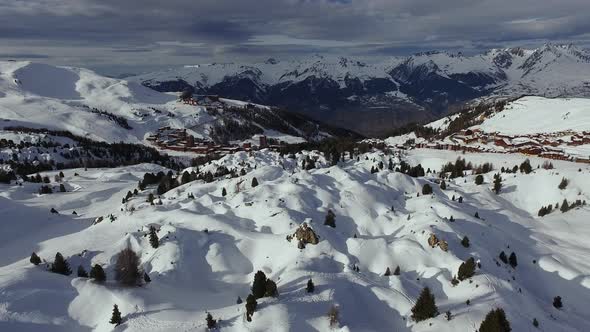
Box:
left=294, top=223, right=319, bottom=245
left=439, top=240, right=449, bottom=252
left=428, top=234, right=439, bottom=248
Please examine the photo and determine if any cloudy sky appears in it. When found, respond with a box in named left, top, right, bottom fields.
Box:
left=1, top=0, right=589, bottom=75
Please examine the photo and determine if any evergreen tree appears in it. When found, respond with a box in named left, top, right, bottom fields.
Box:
left=393, top=266, right=401, bottom=276
left=252, top=270, right=267, bottom=299
left=51, top=252, right=72, bottom=275
left=493, top=173, right=502, bottom=194
left=222, top=187, right=227, bottom=197
left=30, top=252, right=41, bottom=265
left=181, top=171, right=191, bottom=184
left=475, top=174, right=484, bottom=185
left=324, top=209, right=336, bottom=228
left=144, top=272, right=151, bottom=283
left=384, top=267, right=392, bottom=276
left=90, top=264, right=106, bottom=282
left=558, top=177, right=569, bottom=190
left=560, top=199, right=569, bottom=213
left=479, top=308, right=511, bottom=332
left=306, top=279, right=315, bottom=293
left=474, top=212, right=480, bottom=219
left=458, top=196, right=463, bottom=203
left=411, top=287, right=439, bottom=322
left=533, top=318, right=539, bottom=328
left=461, top=236, right=470, bottom=248
left=553, top=296, right=563, bottom=309
left=245, top=294, right=257, bottom=322
left=519, top=159, right=532, bottom=174
left=508, top=252, right=518, bottom=268
left=149, top=226, right=159, bottom=249
left=422, top=183, right=433, bottom=195
left=206, top=312, right=217, bottom=329
left=59, top=184, right=66, bottom=192
left=251, top=177, right=259, bottom=188
left=499, top=251, right=508, bottom=264
left=236, top=296, right=243, bottom=304
left=440, top=180, right=447, bottom=190
left=265, top=279, right=278, bottom=297
left=77, top=265, right=88, bottom=278
left=458, top=257, right=476, bottom=281
left=109, top=304, right=122, bottom=326
left=115, top=247, right=141, bottom=286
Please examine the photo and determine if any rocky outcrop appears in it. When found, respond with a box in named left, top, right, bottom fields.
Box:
left=287, top=223, right=320, bottom=248
left=428, top=234, right=449, bottom=252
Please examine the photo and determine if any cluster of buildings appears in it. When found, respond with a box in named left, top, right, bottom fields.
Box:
left=412, top=129, right=590, bottom=163
left=146, top=127, right=282, bottom=155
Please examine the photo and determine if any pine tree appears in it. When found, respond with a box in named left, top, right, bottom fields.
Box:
left=475, top=174, right=484, bottom=185
left=324, top=209, right=336, bottom=228
left=440, top=180, right=447, bottom=190
left=461, top=236, right=470, bottom=248
left=51, top=252, right=72, bottom=275
left=553, top=296, right=562, bottom=309
left=109, top=304, right=122, bottom=326
left=252, top=270, right=267, bottom=299
left=458, top=196, right=463, bottom=203
left=149, top=226, right=159, bottom=249
left=519, top=159, right=532, bottom=174
left=90, top=264, right=106, bottom=282
left=411, top=287, right=439, bottom=322
left=393, top=266, right=401, bottom=276
left=77, top=265, right=88, bottom=278
left=422, top=183, right=433, bottom=195
left=144, top=272, right=151, bottom=283
left=264, top=279, right=278, bottom=297
left=493, top=173, right=502, bottom=194
left=474, top=212, right=480, bottom=219
left=245, top=294, right=257, bottom=322
left=236, top=296, right=243, bottom=304
left=458, top=257, right=476, bottom=281
left=384, top=267, right=392, bottom=276
left=251, top=177, right=259, bottom=188
left=479, top=308, right=511, bottom=332
left=558, top=177, right=569, bottom=190
left=206, top=312, right=217, bottom=329
left=115, top=247, right=141, bottom=286
left=499, top=251, right=508, bottom=264
left=560, top=199, right=569, bottom=213
left=306, top=279, right=315, bottom=293
left=59, top=184, right=66, bottom=192
left=508, top=252, right=518, bottom=268
left=222, top=187, right=227, bottom=197
left=30, top=252, right=41, bottom=265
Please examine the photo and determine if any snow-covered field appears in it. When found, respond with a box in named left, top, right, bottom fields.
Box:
left=0, top=61, right=316, bottom=146
left=1, top=148, right=589, bottom=331
left=474, top=96, right=590, bottom=135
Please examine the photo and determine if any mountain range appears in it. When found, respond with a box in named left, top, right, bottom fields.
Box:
left=131, top=44, right=590, bottom=136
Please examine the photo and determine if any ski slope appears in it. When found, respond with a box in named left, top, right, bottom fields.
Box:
left=1, top=149, right=589, bottom=331
left=474, top=96, right=590, bottom=135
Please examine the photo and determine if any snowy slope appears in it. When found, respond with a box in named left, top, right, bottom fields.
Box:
left=0, top=61, right=341, bottom=146
left=474, top=96, right=590, bottom=135
left=1, top=148, right=589, bottom=331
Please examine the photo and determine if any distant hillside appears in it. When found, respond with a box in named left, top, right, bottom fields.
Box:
left=0, top=61, right=358, bottom=148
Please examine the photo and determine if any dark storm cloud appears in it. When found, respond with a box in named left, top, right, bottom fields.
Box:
left=0, top=0, right=589, bottom=70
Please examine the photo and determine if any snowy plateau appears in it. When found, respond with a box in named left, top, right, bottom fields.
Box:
left=0, top=60, right=590, bottom=332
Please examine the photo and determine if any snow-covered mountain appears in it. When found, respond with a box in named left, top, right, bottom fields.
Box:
left=1, top=147, right=590, bottom=331
left=0, top=61, right=355, bottom=146
left=130, top=44, right=590, bottom=135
